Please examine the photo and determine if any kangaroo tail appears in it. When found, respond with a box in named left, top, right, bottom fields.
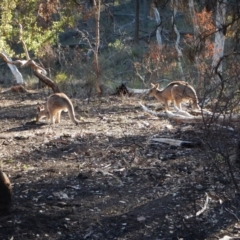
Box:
left=67, top=104, right=80, bottom=125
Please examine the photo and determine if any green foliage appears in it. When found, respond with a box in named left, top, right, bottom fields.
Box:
left=6, top=158, right=13, bottom=164
left=108, top=39, right=125, bottom=51
left=0, top=1, right=16, bottom=53
left=0, top=0, right=76, bottom=57
left=55, top=72, right=68, bottom=84
left=54, top=72, right=78, bottom=95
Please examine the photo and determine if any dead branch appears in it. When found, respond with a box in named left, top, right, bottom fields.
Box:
left=224, top=207, right=240, bottom=221
left=0, top=22, right=61, bottom=93
left=0, top=53, right=60, bottom=93
left=23, top=59, right=61, bottom=93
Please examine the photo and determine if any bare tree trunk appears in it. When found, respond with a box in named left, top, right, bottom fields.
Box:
left=212, top=0, right=227, bottom=83
left=1, top=52, right=24, bottom=84
left=171, top=0, right=185, bottom=80
left=188, top=0, right=203, bottom=89
left=152, top=4, right=163, bottom=47
left=93, top=0, right=102, bottom=94
left=134, top=0, right=140, bottom=44
left=142, top=0, right=149, bottom=29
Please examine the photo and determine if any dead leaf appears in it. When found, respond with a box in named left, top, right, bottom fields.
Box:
left=52, top=191, right=69, bottom=199
left=137, top=216, right=146, bottom=222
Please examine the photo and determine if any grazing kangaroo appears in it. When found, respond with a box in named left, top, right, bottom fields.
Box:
left=36, top=93, right=80, bottom=125
left=0, top=171, right=12, bottom=213
left=147, top=81, right=200, bottom=111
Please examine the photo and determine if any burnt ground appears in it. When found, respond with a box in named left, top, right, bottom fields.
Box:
left=0, top=90, right=240, bottom=240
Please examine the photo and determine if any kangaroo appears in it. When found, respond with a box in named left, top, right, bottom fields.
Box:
left=0, top=171, right=12, bottom=213
left=36, top=93, right=80, bottom=125
left=147, top=81, right=200, bottom=111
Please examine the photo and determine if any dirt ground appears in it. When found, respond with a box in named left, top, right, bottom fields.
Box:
left=0, top=90, right=240, bottom=240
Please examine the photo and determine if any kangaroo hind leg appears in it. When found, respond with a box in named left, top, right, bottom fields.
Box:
left=173, top=98, right=182, bottom=110
left=171, top=86, right=182, bottom=110
left=49, top=109, right=59, bottom=124
left=55, top=110, right=62, bottom=123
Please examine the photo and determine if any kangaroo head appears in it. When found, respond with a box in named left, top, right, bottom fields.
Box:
left=147, top=83, right=159, bottom=97
left=36, top=104, right=49, bottom=122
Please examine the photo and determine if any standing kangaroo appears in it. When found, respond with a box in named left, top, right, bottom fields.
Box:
left=0, top=171, right=12, bottom=213
left=147, top=81, right=200, bottom=111
left=36, top=93, right=80, bottom=125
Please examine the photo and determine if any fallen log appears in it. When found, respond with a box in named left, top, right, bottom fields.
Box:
left=126, top=86, right=149, bottom=94
left=140, top=103, right=240, bottom=125
left=151, top=137, right=201, bottom=148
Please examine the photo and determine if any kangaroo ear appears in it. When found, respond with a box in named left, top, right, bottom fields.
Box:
left=151, top=83, right=155, bottom=87
left=155, top=83, right=159, bottom=88
left=37, top=104, right=44, bottom=111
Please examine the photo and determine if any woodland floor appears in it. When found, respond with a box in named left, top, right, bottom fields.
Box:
left=0, top=89, right=240, bottom=240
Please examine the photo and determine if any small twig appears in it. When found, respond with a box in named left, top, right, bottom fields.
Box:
left=224, top=207, right=240, bottom=221
left=196, top=193, right=210, bottom=216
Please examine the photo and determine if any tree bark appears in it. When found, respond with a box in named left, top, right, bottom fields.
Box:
left=93, top=0, right=102, bottom=94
